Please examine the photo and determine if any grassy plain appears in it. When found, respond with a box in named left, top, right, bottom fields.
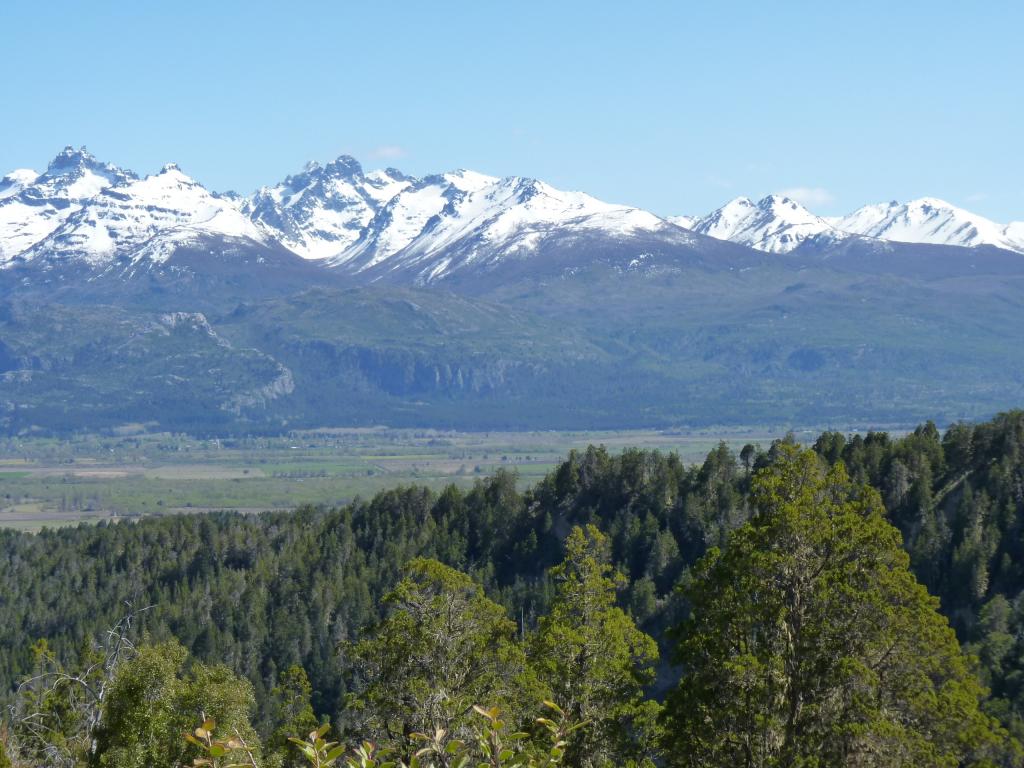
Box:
left=0, top=426, right=820, bottom=531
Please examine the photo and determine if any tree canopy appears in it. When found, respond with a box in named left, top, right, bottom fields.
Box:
left=662, top=445, right=1013, bottom=767
left=5, top=413, right=1024, bottom=762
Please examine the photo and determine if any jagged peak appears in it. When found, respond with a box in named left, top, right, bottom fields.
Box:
left=323, top=154, right=363, bottom=178
left=270, top=155, right=365, bottom=194
left=48, top=145, right=96, bottom=169
left=43, top=145, right=132, bottom=178
left=12, top=146, right=136, bottom=203
left=381, top=167, right=411, bottom=181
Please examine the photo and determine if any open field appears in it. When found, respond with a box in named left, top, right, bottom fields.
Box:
left=0, top=425, right=891, bottom=531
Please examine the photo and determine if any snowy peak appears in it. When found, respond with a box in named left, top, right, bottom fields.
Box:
left=244, top=154, right=413, bottom=260
left=35, top=145, right=137, bottom=200
left=682, top=194, right=1024, bottom=255
left=0, top=147, right=141, bottom=262
left=282, top=155, right=364, bottom=189
left=320, top=154, right=364, bottom=180
left=0, top=169, right=39, bottom=201
left=688, top=194, right=842, bottom=253
left=21, top=163, right=267, bottom=267
left=4, top=146, right=1024, bottom=278
left=834, top=197, right=1024, bottom=252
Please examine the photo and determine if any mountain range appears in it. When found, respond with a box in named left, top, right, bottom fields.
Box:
left=683, top=194, right=1024, bottom=255
left=1, top=146, right=1023, bottom=435
left=3, top=146, right=1022, bottom=279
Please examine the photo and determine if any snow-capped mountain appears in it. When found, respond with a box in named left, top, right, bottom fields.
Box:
left=3, top=147, right=1023, bottom=283
left=244, top=156, right=411, bottom=260
left=4, top=148, right=686, bottom=282
left=333, top=170, right=673, bottom=279
left=833, top=198, right=1024, bottom=253
left=19, top=163, right=269, bottom=268
left=686, top=195, right=844, bottom=254
left=332, top=171, right=674, bottom=282
left=0, top=146, right=136, bottom=262
left=679, top=195, right=1024, bottom=255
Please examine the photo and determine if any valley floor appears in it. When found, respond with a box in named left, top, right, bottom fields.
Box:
left=0, top=425, right=889, bottom=530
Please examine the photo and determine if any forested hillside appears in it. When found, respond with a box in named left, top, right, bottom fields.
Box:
left=3, top=412, right=1024, bottom=764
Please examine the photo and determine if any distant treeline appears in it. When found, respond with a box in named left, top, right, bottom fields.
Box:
left=2, top=412, right=1024, bottom=763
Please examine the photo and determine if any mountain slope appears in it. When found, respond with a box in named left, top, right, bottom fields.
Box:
left=244, top=155, right=411, bottom=260
left=0, top=302, right=295, bottom=433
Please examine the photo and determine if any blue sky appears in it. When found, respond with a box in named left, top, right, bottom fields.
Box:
left=1, top=1, right=1021, bottom=220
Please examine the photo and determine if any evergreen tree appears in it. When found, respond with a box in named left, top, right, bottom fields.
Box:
left=344, top=558, right=541, bottom=761
left=264, top=665, right=318, bottom=768
left=662, top=446, right=1013, bottom=768
left=531, top=525, right=659, bottom=768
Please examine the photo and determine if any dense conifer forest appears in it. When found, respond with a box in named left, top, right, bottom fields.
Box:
left=3, top=411, right=1024, bottom=766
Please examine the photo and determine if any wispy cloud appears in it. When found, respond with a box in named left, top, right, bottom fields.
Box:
left=370, top=145, right=406, bottom=160
left=966, top=192, right=989, bottom=203
left=705, top=174, right=733, bottom=190
left=778, top=186, right=834, bottom=208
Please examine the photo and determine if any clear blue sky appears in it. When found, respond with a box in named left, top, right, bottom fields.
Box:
left=2, top=1, right=1021, bottom=220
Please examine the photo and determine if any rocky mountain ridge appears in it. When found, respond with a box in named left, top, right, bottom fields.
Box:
left=2, top=148, right=1021, bottom=284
